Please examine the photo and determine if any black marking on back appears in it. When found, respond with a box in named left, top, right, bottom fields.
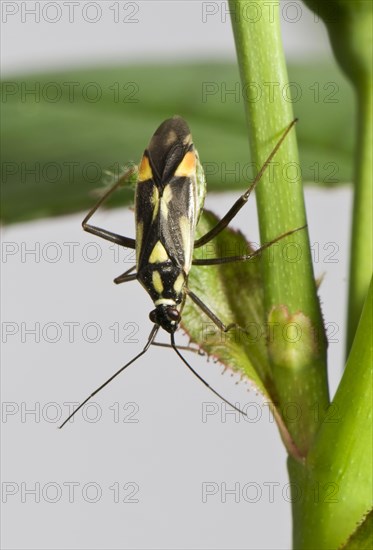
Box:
left=146, top=116, right=192, bottom=186
left=136, top=116, right=197, bottom=304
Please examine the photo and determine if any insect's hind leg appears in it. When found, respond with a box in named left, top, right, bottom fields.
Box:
left=82, top=167, right=136, bottom=249
left=194, top=119, right=297, bottom=249
left=192, top=225, right=306, bottom=266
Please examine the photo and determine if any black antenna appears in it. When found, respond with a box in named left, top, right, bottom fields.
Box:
left=171, top=333, right=248, bottom=418
left=59, top=325, right=159, bottom=429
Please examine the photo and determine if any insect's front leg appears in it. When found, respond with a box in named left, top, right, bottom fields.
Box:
left=114, top=265, right=138, bottom=284
left=186, top=288, right=245, bottom=334
left=151, top=341, right=205, bottom=355
left=82, top=168, right=136, bottom=249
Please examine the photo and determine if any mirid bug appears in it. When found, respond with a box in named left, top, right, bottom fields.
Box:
left=59, top=116, right=302, bottom=428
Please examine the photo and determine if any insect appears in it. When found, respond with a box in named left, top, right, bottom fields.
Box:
left=59, top=116, right=301, bottom=428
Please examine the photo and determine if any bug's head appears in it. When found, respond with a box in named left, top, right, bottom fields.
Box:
left=149, top=305, right=180, bottom=333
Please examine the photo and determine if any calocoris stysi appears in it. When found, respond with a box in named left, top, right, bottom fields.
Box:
left=59, top=116, right=302, bottom=428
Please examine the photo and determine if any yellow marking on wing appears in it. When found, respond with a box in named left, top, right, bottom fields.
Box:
left=138, top=154, right=153, bottom=182
left=160, top=184, right=173, bottom=220
left=183, top=133, right=192, bottom=146
left=179, top=215, right=192, bottom=272
left=173, top=273, right=185, bottom=294
left=149, top=241, right=169, bottom=263
left=151, top=185, right=160, bottom=221
left=174, top=151, right=196, bottom=177
left=165, top=129, right=177, bottom=146
left=135, top=221, right=143, bottom=265
left=152, top=271, right=164, bottom=294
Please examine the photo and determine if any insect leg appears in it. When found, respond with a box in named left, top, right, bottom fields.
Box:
left=192, top=225, right=306, bottom=266
left=151, top=341, right=205, bottom=355
left=82, top=168, right=136, bottom=249
left=194, top=119, right=297, bottom=249
left=114, top=265, right=138, bottom=284
left=170, top=333, right=247, bottom=418
left=58, top=324, right=159, bottom=429
left=186, top=289, right=242, bottom=333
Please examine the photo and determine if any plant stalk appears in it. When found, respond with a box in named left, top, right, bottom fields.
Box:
left=301, top=0, right=373, bottom=356
left=288, top=276, right=373, bottom=549
left=228, top=0, right=329, bottom=456
left=347, top=76, right=373, bottom=352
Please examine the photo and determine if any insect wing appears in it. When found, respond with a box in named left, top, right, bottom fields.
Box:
left=159, top=169, right=198, bottom=274
left=135, top=153, right=160, bottom=267
left=195, top=149, right=207, bottom=224
left=135, top=116, right=199, bottom=273
left=134, top=155, right=197, bottom=273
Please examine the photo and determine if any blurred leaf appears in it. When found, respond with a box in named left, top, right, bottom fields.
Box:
left=1, top=62, right=354, bottom=224
left=304, top=0, right=373, bottom=358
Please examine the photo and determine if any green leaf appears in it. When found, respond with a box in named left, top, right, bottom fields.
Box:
left=339, top=509, right=373, bottom=550
left=302, top=0, right=373, bottom=85
left=183, top=210, right=302, bottom=459
left=1, top=62, right=354, bottom=224
left=184, top=210, right=267, bottom=388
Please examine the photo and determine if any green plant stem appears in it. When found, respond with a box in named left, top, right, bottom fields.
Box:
left=288, top=277, right=373, bottom=549
left=229, top=0, right=329, bottom=455
left=347, top=76, right=373, bottom=352
left=301, top=0, right=373, bottom=357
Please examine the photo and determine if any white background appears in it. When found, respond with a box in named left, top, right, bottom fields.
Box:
left=1, top=0, right=333, bottom=74
left=1, top=2, right=351, bottom=549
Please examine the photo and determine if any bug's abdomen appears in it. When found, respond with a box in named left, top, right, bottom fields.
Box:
left=138, top=263, right=186, bottom=306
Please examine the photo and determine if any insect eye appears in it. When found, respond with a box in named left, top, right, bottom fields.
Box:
left=149, top=310, right=158, bottom=323
left=167, top=308, right=180, bottom=322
